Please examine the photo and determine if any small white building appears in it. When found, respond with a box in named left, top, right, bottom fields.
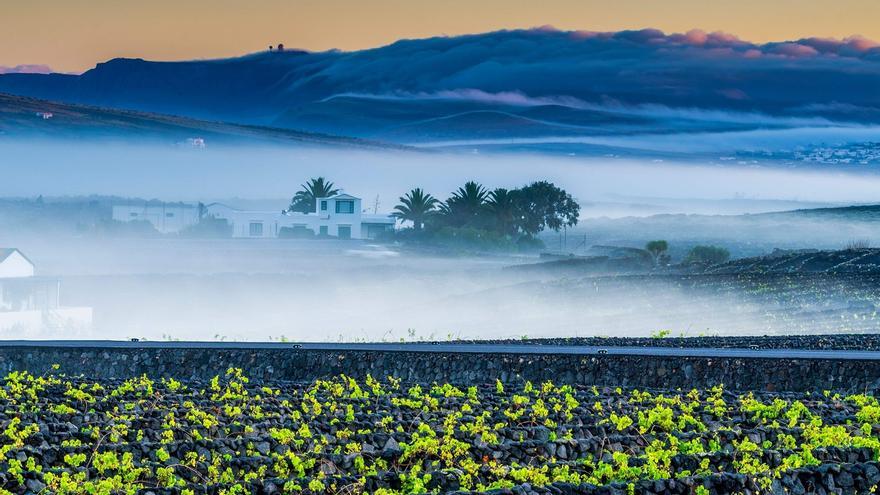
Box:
left=207, top=193, right=396, bottom=240
left=0, top=248, right=34, bottom=278
left=186, top=137, right=206, bottom=148
left=112, top=202, right=201, bottom=234
left=0, top=249, right=92, bottom=334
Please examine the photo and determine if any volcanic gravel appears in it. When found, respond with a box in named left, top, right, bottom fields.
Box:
left=465, top=334, right=880, bottom=351
left=2, top=369, right=880, bottom=494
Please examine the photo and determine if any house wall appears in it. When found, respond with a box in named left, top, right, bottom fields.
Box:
left=112, top=205, right=200, bottom=233
left=0, top=252, right=35, bottom=278
left=362, top=214, right=397, bottom=239
left=0, top=278, right=60, bottom=312
left=224, top=211, right=286, bottom=238
left=206, top=196, right=394, bottom=240
left=0, top=307, right=92, bottom=333
left=317, top=196, right=363, bottom=239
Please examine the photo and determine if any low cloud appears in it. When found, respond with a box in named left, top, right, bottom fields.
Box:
left=768, top=43, right=819, bottom=58
left=0, top=64, right=53, bottom=74
left=328, top=89, right=836, bottom=126
left=520, top=27, right=879, bottom=59
left=2, top=27, right=880, bottom=128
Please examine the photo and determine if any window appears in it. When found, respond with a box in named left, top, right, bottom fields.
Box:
left=129, top=212, right=138, bottom=217
left=320, top=200, right=327, bottom=211
left=337, top=225, right=351, bottom=239
left=319, top=226, right=328, bottom=236
left=166, top=212, right=174, bottom=218
left=249, top=222, right=263, bottom=237
left=335, top=200, right=354, bottom=214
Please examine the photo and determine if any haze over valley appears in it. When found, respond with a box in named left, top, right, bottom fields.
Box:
left=2, top=25, right=880, bottom=342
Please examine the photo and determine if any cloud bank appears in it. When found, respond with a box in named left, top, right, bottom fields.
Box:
left=0, top=64, right=53, bottom=74
left=0, top=27, right=878, bottom=132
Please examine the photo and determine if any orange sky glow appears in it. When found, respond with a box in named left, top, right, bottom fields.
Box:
left=3, top=0, right=879, bottom=73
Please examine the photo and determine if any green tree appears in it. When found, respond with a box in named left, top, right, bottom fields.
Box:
left=440, top=181, right=489, bottom=227
left=645, top=240, right=669, bottom=265
left=392, top=188, right=439, bottom=231
left=512, top=181, right=580, bottom=236
left=288, top=177, right=339, bottom=213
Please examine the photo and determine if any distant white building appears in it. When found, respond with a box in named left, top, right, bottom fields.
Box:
left=207, top=193, right=396, bottom=239
left=186, top=137, right=206, bottom=148
left=112, top=202, right=201, bottom=234
left=0, top=249, right=92, bottom=333
left=0, top=248, right=34, bottom=278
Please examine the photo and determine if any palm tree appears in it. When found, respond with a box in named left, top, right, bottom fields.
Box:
left=486, top=188, right=518, bottom=235
left=288, top=177, right=339, bottom=213
left=442, top=181, right=488, bottom=226
left=392, top=188, right=438, bottom=231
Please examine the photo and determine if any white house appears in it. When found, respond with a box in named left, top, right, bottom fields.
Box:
left=112, top=202, right=201, bottom=233
left=0, top=249, right=92, bottom=334
left=207, top=193, right=396, bottom=239
left=186, top=137, right=206, bottom=148
left=0, top=248, right=34, bottom=278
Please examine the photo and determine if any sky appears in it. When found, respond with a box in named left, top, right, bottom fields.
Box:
left=2, top=0, right=879, bottom=73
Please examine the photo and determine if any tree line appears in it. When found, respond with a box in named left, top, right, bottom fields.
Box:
left=283, top=177, right=580, bottom=245
left=392, top=180, right=580, bottom=239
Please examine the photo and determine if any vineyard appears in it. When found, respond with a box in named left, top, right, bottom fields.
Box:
left=517, top=271, right=880, bottom=337
left=1, top=368, right=879, bottom=494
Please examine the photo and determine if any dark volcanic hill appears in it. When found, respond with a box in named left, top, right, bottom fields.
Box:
left=0, top=93, right=402, bottom=149
left=1, top=28, right=879, bottom=142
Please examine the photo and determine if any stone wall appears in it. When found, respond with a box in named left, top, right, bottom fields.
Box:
left=2, top=345, right=879, bottom=392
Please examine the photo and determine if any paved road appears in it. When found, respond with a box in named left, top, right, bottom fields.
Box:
left=1, top=340, right=880, bottom=360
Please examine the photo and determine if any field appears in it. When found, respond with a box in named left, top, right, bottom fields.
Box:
left=2, top=369, right=880, bottom=494
left=5, top=234, right=880, bottom=341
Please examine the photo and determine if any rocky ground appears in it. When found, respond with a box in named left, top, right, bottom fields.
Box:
left=513, top=248, right=880, bottom=278
left=2, top=369, right=880, bottom=494
left=707, top=249, right=880, bottom=275
left=488, top=269, right=880, bottom=337
left=473, top=333, right=880, bottom=350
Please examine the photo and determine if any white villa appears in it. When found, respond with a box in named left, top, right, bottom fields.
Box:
left=113, top=193, right=396, bottom=239
left=206, top=194, right=396, bottom=239
left=0, top=249, right=92, bottom=333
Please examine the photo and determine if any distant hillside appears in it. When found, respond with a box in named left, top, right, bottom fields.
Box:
left=1, top=28, right=878, bottom=142
left=276, top=95, right=764, bottom=142
left=708, top=248, right=880, bottom=274
left=569, top=203, right=880, bottom=259
left=780, top=204, right=880, bottom=221
left=0, top=93, right=402, bottom=149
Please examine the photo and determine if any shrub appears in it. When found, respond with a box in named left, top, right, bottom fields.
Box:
left=645, top=240, right=670, bottom=266
left=846, top=239, right=871, bottom=250
left=430, top=226, right=517, bottom=251
left=180, top=216, right=232, bottom=238
left=684, top=245, right=730, bottom=265
left=278, top=226, right=316, bottom=239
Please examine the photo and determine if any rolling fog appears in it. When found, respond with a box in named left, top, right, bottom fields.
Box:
left=3, top=138, right=880, bottom=213
left=2, top=137, right=880, bottom=341
left=7, top=236, right=871, bottom=342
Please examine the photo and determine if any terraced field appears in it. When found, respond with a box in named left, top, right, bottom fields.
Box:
left=2, top=369, right=880, bottom=494
left=516, top=270, right=880, bottom=337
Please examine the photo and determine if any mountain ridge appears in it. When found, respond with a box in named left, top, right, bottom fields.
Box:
left=1, top=28, right=879, bottom=141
